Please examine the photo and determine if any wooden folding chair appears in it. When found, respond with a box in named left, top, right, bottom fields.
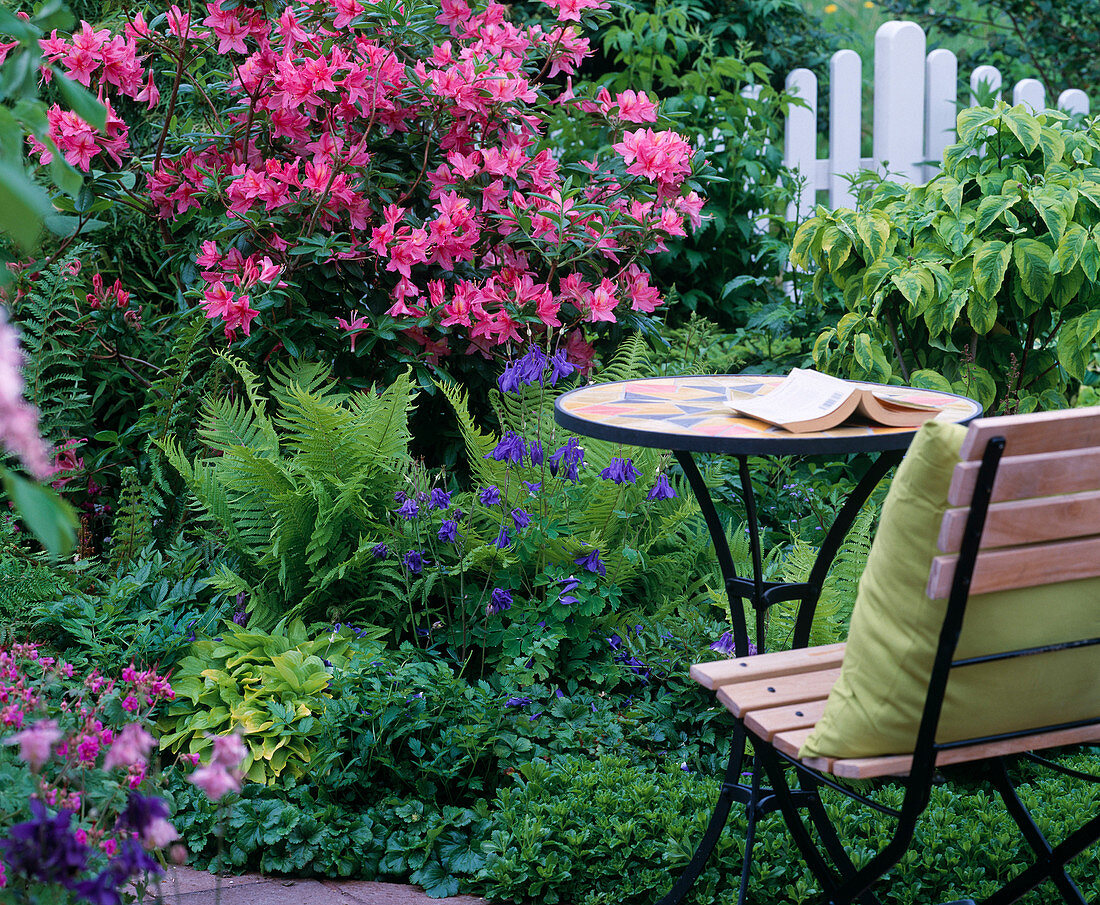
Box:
left=682, top=409, right=1100, bottom=905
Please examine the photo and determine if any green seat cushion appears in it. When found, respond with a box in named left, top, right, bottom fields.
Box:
left=800, top=420, right=1100, bottom=760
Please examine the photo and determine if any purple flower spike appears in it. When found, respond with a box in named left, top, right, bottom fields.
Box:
left=371, top=543, right=389, bottom=559
left=646, top=473, right=677, bottom=501
left=437, top=519, right=458, bottom=543
left=479, top=485, right=501, bottom=506
left=487, top=587, right=513, bottom=614
left=396, top=498, right=420, bottom=519
left=574, top=547, right=605, bottom=576
left=511, top=507, right=530, bottom=531
left=600, top=457, right=640, bottom=484
left=403, top=550, right=428, bottom=574
left=493, top=526, right=512, bottom=549
left=429, top=488, right=452, bottom=510
left=485, top=431, right=527, bottom=466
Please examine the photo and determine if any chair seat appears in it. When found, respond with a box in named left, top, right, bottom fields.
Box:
left=691, top=644, right=1100, bottom=780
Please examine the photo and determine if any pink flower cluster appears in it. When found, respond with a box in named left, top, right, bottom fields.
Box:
left=29, top=0, right=707, bottom=361
left=0, top=312, right=51, bottom=480
left=189, top=732, right=246, bottom=801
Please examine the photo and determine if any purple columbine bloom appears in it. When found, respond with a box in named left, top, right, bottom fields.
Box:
left=710, top=632, right=755, bottom=657
left=601, top=457, right=640, bottom=484
left=396, top=498, right=420, bottom=519
left=371, top=543, right=389, bottom=559
left=116, top=793, right=169, bottom=836
left=437, top=519, right=458, bottom=543
left=548, top=349, right=575, bottom=385
left=403, top=550, right=427, bottom=574
left=511, top=507, right=530, bottom=531
left=394, top=490, right=407, bottom=503
left=498, top=362, right=523, bottom=394
left=548, top=437, right=584, bottom=481
left=647, top=472, right=677, bottom=500
left=487, top=587, right=513, bottom=614
left=493, top=526, right=512, bottom=548
left=523, top=480, right=542, bottom=494
left=506, top=695, right=532, bottom=707
left=429, top=488, right=452, bottom=510
left=486, top=431, right=527, bottom=466
left=607, top=633, right=623, bottom=650
left=0, top=800, right=89, bottom=887
left=479, top=485, right=501, bottom=506
left=557, top=575, right=580, bottom=606
left=529, top=440, right=543, bottom=466
left=574, top=547, right=605, bottom=576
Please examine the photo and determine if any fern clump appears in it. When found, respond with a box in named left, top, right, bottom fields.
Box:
left=160, top=355, right=415, bottom=631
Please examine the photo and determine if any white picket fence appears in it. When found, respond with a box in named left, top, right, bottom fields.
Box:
left=784, top=20, right=1092, bottom=220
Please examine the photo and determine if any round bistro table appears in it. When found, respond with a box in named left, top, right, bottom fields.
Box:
left=553, top=373, right=982, bottom=905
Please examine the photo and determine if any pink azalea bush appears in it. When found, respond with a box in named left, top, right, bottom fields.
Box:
left=25, top=0, right=708, bottom=372
left=0, top=643, right=244, bottom=900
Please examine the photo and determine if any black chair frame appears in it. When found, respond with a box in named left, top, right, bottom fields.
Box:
left=658, top=435, right=1100, bottom=905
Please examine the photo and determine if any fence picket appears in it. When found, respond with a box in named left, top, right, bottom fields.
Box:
left=873, top=21, right=926, bottom=183
left=829, top=49, right=862, bottom=209
left=780, top=21, right=1093, bottom=218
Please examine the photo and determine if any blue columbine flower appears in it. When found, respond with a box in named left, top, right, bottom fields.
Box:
left=394, top=490, right=407, bottom=503
left=479, top=485, right=501, bottom=506
left=511, top=507, right=530, bottom=531
left=557, top=575, right=580, bottom=606
left=403, top=550, right=427, bottom=574
left=493, top=526, right=512, bottom=548
left=548, top=349, right=575, bottom=385
left=646, top=472, right=677, bottom=500
left=429, top=488, right=452, bottom=510
left=607, top=633, right=623, bottom=650
left=486, top=431, right=527, bottom=465
left=710, top=632, right=755, bottom=657
left=487, top=587, right=513, bottom=614
left=601, top=456, right=640, bottom=484
left=523, top=480, right=542, bottom=494
left=437, top=519, right=458, bottom=543
left=506, top=695, right=532, bottom=707
left=529, top=439, right=544, bottom=466
left=0, top=800, right=90, bottom=887
left=574, top=547, right=605, bottom=576
left=396, top=498, right=420, bottom=519
left=548, top=437, right=584, bottom=481
left=371, top=543, right=389, bottom=559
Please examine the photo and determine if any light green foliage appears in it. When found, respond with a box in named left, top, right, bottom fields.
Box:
left=158, top=620, right=374, bottom=784
left=159, top=355, right=415, bottom=630
left=795, top=103, right=1100, bottom=412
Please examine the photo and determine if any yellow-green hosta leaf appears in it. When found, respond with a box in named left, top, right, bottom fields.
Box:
left=1028, top=186, right=1069, bottom=241
left=1002, top=107, right=1041, bottom=154
left=1012, top=237, right=1054, bottom=302
left=1038, top=126, right=1066, bottom=166
left=909, top=369, right=954, bottom=393
left=925, top=287, right=969, bottom=337
left=855, top=212, right=890, bottom=262
left=790, top=216, right=823, bottom=268
left=972, top=240, right=1012, bottom=299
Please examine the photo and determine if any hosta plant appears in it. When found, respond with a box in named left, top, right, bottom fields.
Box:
left=794, top=102, right=1100, bottom=412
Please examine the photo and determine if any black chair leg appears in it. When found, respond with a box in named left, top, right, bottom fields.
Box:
left=986, top=760, right=1089, bottom=905
left=734, top=766, right=763, bottom=905
left=655, top=727, right=748, bottom=905
left=982, top=812, right=1100, bottom=905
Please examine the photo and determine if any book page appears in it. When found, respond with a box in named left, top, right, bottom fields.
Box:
left=727, top=369, right=855, bottom=425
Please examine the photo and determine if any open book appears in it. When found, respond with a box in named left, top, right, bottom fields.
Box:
left=726, top=369, right=943, bottom=433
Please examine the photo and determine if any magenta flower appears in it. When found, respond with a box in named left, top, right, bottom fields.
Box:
left=188, top=763, right=241, bottom=802
left=103, top=723, right=156, bottom=771
left=4, top=719, right=62, bottom=772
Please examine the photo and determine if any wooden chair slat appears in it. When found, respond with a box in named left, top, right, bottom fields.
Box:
left=688, top=643, right=845, bottom=691
left=947, top=446, right=1100, bottom=506
left=958, top=409, right=1100, bottom=460
left=826, top=724, right=1100, bottom=779
left=938, top=490, right=1100, bottom=552
left=927, top=535, right=1100, bottom=598
left=744, top=698, right=828, bottom=742
left=716, top=667, right=840, bottom=718
left=771, top=727, right=816, bottom=760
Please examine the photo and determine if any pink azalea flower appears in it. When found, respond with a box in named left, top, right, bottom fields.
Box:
left=335, top=311, right=370, bottom=351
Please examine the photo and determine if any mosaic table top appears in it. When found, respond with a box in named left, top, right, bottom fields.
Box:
left=554, top=374, right=984, bottom=455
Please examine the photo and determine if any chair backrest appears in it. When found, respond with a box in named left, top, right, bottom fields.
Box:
left=927, top=408, right=1100, bottom=600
